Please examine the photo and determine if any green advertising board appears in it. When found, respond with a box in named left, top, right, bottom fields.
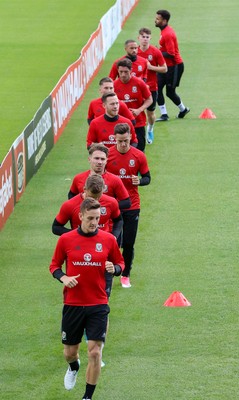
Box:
left=24, top=96, right=54, bottom=184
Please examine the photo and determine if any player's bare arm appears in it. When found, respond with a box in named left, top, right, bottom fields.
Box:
left=147, top=60, right=167, bottom=73
left=129, top=95, right=153, bottom=116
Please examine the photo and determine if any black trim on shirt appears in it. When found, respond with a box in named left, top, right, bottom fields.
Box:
left=104, top=114, right=119, bottom=123
left=162, top=52, right=174, bottom=59
left=114, top=265, right=122, bottom=276
left=53, top=269, right=66, bottom=282
left=118, top=197, right=131, bottom=210
left=52, top=218, right=71, bottom=236
left=68, top=190, right=76, bottom=199
left=139, top=171, right=151, bottom=186
left=77, top=226, right=99, bottom=237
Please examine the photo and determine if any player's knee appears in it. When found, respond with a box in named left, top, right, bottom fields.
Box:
left=166, top=86, right=175, bottom=99
left=88, top=343, right=101, bottom=362
left=63, top=346, right=78, bottom=361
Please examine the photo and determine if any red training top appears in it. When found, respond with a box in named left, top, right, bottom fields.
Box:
left=114, top=76, right=151, bottom=128
left=137, top=45, right=166, bottom=91
left=109, top=55, right=148, bottom=81
left=49, top=228, right=125, bottom=306
left=86, top=114, right=137, bottom=148
left=70, top=170, right=129, bottom=202
left=87, top=97, right=135, bottom=124
left=56, top=193, right=120, bottom=232
left=159, top=25, right=183, bottom=67
left=107, top=145, right=149, bottom=210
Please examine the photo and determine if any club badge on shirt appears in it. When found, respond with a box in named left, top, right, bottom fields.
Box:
left=100, top=207, right=106, bottom=215
left=96, top=243, right=103, bottom=252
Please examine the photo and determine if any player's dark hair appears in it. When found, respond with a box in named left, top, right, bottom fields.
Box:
left=124, top=39, right=137, bottom=46
left=139, top=27, right=151, bottom=35
left=114, top=123, right=131, bottom=136
left=99, top=77, right=113, bottom=86
left=84, top=174, right=105, bottom=195
left=156, top=9, right=171, bottom=21
left=80, top=197, right=100, bottom=214
left=88, top=143, right=109, bottom=157
left=117, top=58, right=132, bottom=70
left=101, top=92, right=118, bottom=104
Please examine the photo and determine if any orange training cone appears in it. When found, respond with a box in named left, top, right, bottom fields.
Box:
left=163, top=291, right=191, bottom=307
left=199, top=108, right=216, bottom=119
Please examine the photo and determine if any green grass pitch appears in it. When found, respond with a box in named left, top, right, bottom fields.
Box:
left=1, top=0, right=239, bottom=399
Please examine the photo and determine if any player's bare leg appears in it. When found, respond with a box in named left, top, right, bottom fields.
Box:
left=146, top=109, right=155, bottom=144
left=63, top=344, right=80, bottom=390
left=82, top=340, right=102, bottom=399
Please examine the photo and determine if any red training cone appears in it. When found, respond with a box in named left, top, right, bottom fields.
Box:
left=163, top=291, right=191, bottom=307
left=199, top=108, right=216, bottom=119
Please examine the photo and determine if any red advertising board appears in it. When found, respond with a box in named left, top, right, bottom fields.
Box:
left=0, top=150, right=14, bottom=230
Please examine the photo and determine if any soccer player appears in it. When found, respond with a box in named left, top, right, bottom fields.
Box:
left=53, top=174, right=122, bottom=367
left=87, top=77, right=135, bottom=125
left=113, top=58, right=153, bottom=152
left=107, top=123, right=151, bottom=288
left=52, top=174, right=123, bottom=240
left=155, top=9, right=190, bottom=121
left=49, top=198, right=125, bottom=400
left=68, top=143, right=131, bottom=211
left=86, top=92, right=138, bottom=149
left=138, top=27, right=167, bottom=144
left=109, top=39, right=148, bottom=81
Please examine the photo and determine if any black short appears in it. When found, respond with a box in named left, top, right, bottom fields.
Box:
left=147, top=91, right=157, bottom=112
left=61, top=304, right=110, bottom=345
left=158, top=63, right=184, bottom=89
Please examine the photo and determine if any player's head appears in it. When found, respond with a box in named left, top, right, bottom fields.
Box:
left=155, top=10, right=170, bottom=28
left=138, top=28, right=151, bottom=47
left=88, top=143, right=109, bottom=157
left=99, top=77, right=114, bottom=95
left=114, top=123, right=131, bottom=154
left=117, top=58, right=132, bottom=83
left=124, top=39, right=138, bottom=57
left=101, top=92, right=119, bottom=117
left=88, top=144, right=108, bottom=174
left=84, top=174, right=105, bottom=199
left=139, top=27, right=152, bottom=36
left=79, top=197, right=101, bottom=233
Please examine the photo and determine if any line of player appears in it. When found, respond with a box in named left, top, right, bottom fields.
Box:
left=48, top=10, right=189, bottom=400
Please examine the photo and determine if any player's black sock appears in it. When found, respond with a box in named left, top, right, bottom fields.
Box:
left=69, top=360, right=79, bottom=371
left=82, top=382, right=96, bottom=399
